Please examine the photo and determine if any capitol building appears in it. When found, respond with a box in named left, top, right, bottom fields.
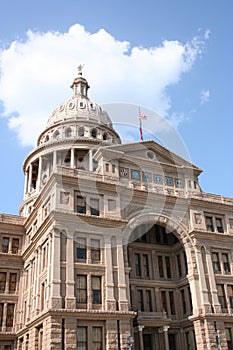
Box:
left=0, top=69, right=233, bottom=350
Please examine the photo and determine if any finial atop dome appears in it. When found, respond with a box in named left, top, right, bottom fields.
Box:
left=71, top=64, right=89, bottom=98
left=77, top=64, right=84, bottom=76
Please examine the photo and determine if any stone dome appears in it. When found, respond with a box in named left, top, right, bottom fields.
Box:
left=46, top=68, right=112, bottom=128
left=37, top=67, right=121, bottom=146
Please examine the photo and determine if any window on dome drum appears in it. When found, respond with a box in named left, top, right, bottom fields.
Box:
left=76, top=238, right=86, bottom=261
left=65, top=127, right=72, bottom=138
left=92, top=276, right=102, bottom=304
left=91, top=129, right=97, bottom=138
left=78, top=127, right=85, bottom=137
left=103, top=132, right=108, bottom=140
left=161, top=291, right=167, bottom=313
left=0, top=272, right=6, bottom=292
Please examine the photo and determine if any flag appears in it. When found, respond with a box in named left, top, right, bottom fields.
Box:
left=138, top=112, right=147, bottom=120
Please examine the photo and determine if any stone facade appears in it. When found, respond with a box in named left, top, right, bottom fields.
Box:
left=0, top=70, right=233, bottom=349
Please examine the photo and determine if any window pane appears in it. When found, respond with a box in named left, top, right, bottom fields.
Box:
left=92, top=277, right=101, bottom=304
left=77, top=327, right=87, bottom=350
left=0, top=272, right=7, bottom=292
left=9, top=273, right=17, bottom=292
left=90, top=198, right=100, bottom=216
left=93, top=327, right=102, bottom=350
left=77, top=275, right=87, bottom=304
left=12, top=238, right=19, bottom=254
left=6, top=303, right=15, bottom=327
left=77, top=196, right=86, bottom=214
left=2, top=238, right=9, bottom=253
left=0, top=303, right=4, bottom=326
left=76, top=238, right=86, bottom=260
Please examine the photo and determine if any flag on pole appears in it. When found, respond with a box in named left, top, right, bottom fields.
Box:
left=138, top=108, right=147, bottom=141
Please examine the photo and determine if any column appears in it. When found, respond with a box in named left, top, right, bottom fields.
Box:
left=205, top=247, right=222, bottom=312
left=116, top=237, right=128, bottom=312
left=49, top=229, right=62, bottom=308
left=65, top=233, right=76, bottom=309
left=37, top=156, right=42, bottom=191
left=194, top=244, right=211, bottom=313
left=104, top=237, right=116, bottom=311
left=138, top=325, right=144, bottom=350
left=35, top=247, right=42, bottom=313
left=26, top=261, right=32, bottom=321
left=24, top=168, right=29, bottom=196
left=89, top=149, right=93, bottom=171
left=53, top=150, right=57, bottom=171
left=70, top=148, right=75, bottom=168
left=27, top=164, right=32, bottom=193
left=163, top=326, right=170, bottom=350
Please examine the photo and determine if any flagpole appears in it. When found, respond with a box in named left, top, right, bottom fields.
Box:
left=138, top=106, right=143, bottom=141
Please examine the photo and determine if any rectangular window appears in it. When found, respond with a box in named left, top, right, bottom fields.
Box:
left=6, top=303, right=15, bottom=327
left=158, top=256, right=164, bottom=278
left=143, top=254, right=149, bottom=278
left=92, top=276, right=101, bottom=304
left=212, top=252, right=221, bottom=273
left=108, top=199, right=116, bottom=211
left=169, top=291, right=176, bottom=315
left=2, top=237, right=9, bottom=253
left=161, top=291, right=167, bottom=313
left=137, top=290, right=144, bottom=311
left=76, top=238, right=86, bottom=261
left=91, top=240, right=101, bottom=264
left=0, top=303, right=4, bottom=327
left=181, top=289, right=187, bottom=314
left=93, top=327, right=103, bottom=350
left=135, top=254, right=141, bottom=277
left=226, top=328, right=232, bottom=348
left=9, top=273, right=17, bottom=293
left=206, top=216, right=214, bottom=232
left=222, top=253, right=230, bottom=273
left=90, top=198, right=100, bottom=216
left=216, top=218, right=224, bottom=233
left=76, top=275, right=87, bottom=304
left=165, top=256, right=171, bottom=278
left=146, top=290, right=152, bottom=312
left=0, top=272, right=7, bottom=292
left=77, top=326, right=87, bottom=350
left=177, top=254, right=182, bottom=277
left=166, top=177, right=173, bottom=186
left=76, top=196, right=86, bottom=214
left=217, top=284, right=227, bottom=309
left=228, top=285, right=233, bottom=309
left=12, top=238, right=19, bottom=254
left=112, top=164, right=116, bottom=173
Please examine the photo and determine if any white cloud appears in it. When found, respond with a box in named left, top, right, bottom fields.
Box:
left=0, top=23, right=209, bottom=146
left=200, top=89, right=210, bottom=104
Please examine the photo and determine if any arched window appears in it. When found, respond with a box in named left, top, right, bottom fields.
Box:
left=103, top=132, right=108, bottom=141
left=65, top=127, right=72, bottom=138
left=91, top=128, right=97, bottom=138
left=78, top=127, right=85, bottom=137
left=53, top=130, right=60, bottom=140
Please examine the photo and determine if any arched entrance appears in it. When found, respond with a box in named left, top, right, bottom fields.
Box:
left=127, top=222, right=197, bottom=350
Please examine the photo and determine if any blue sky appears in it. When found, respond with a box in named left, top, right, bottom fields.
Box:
left=0, top=0, right=232, bottom=214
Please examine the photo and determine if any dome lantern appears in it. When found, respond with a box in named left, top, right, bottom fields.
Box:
left=70, top=64, right=90, bottom=98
